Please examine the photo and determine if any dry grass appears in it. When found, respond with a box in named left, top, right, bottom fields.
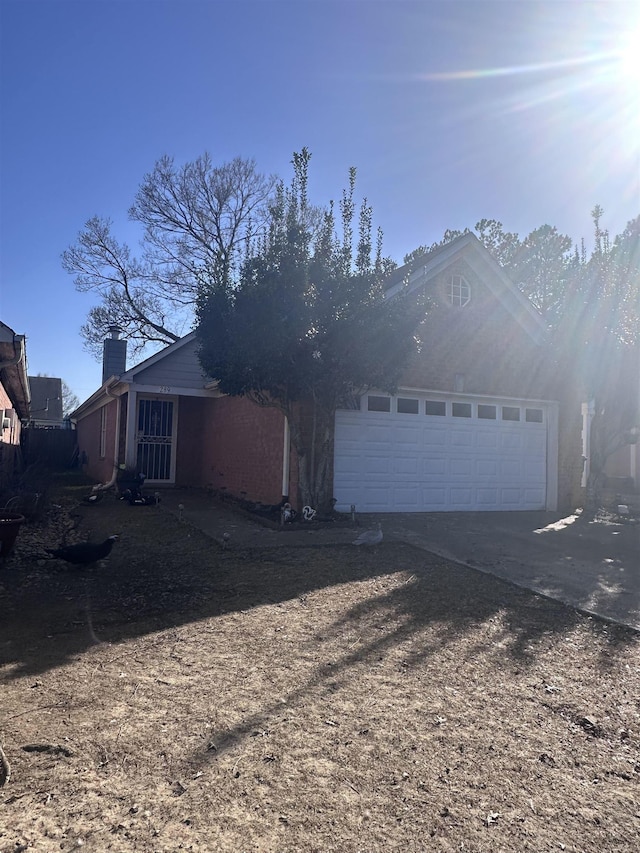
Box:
left=1, top=481, right=639, bottom=852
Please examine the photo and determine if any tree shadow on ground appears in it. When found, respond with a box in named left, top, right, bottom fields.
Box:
left=189, top=543, right=638, bottom=766
left=1, top=490, right=637, bottom=686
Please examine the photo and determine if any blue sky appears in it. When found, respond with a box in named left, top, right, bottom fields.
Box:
left=1, top=0, right=638, bottom=403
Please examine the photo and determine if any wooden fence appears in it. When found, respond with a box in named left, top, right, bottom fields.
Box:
left=21, top=428, right=78, bottom=469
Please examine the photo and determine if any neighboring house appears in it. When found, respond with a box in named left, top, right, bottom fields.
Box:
left=608, top=349, right=640, bottom=492
left=605, top=442, right=639, bottom=492
left=582, top=357, right=640, bottom=495
left=0, top=320, right=30, bottom=482
left=28, top=376, right=64, bottom=428
left=72, top=234, right=583, bottom=513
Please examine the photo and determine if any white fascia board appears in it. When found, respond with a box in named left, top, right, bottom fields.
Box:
left=69, top=377, right=125, bottom=421
left=127, top=382, right=224, bottom=398
left=385, top=235, right=477, bottom=299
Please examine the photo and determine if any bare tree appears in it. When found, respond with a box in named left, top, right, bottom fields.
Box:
left=62, top=154, right=277, bottom=359
left=61, top=380, right=80, bottom=418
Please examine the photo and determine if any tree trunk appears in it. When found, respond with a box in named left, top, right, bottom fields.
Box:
left=287, top=400, right=336, bottom=514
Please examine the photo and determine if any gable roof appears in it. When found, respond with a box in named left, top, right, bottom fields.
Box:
left=385, top=233, right=548, bottom=345
left=71, top=331, right=217, bottom=420
left=118, top=332, right=199, bottom=383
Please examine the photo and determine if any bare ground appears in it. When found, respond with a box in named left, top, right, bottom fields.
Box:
left=1, top=477, right=639, bottom=852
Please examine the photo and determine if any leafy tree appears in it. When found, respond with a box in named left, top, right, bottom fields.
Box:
left=62, top=154, right=277, bottom=359
left=510, top=224, right=574, bottom=319
left=197, top=150, right=425, bottom=512
left=558, top=209, right=640, bottom=511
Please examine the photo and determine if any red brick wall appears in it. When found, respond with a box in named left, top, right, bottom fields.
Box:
left=0, top=384, right=21, bottom=447
left=75, top=398, right=119, bottom=484
left=176, top=395, right=291, bottom=505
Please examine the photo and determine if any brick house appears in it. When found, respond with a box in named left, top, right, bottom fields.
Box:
left=71, top=234, right=583, bottom=513
left=0, top=320, right=30, bottom=484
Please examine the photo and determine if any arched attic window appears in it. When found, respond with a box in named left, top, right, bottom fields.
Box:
left=447, top=273, right=471, bottom=307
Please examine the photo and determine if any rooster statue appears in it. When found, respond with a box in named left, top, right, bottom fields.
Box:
left=45, top=535, right=118, bottom=567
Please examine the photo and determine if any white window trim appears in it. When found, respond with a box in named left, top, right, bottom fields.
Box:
left=448, top=274, right=471, bottom=307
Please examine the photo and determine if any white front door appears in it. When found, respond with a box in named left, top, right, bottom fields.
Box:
left=334, top=392, right=556, bottom=512
left=136, top=396, right=177, bottom=483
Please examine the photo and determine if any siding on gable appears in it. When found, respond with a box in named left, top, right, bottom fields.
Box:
left=132, top=338, right=210, bottom=390
left=402, top=263, right=556, bottom=400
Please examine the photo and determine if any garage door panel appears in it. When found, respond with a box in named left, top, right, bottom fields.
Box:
left=500, top=488, right=523, bottom=505
left=477, top=431, right=499, bottom=448
left=524, top=432, right=546, bottom=452
left=393, top=425, right=421, bottom=445
left=393, top=487, right=420, bottom=509
left=451, top=458, right=474, bottom=476
left=337, top=424, right=364, bottom=444
left=450, top=488, right=473, bottom=506
left=422, top=487, right=447, bottom=507
left=422, top=459, right=447, bottom=477
left=524, top=487, right=546, bottom=504
left=500, top=432, right=524, bottom=451
left=394, top=456, right=420, bottom=475
left=363, top=455, right=391, bottom=474
left=334, top=394, right=551, bottom=512
left=476, top=459, right=498, bottom=476
left=451, top=431, right=474, bottom=447
left=362, top=487, right=392, bottom=510
left=422, top=428, right=447, bottom=446
left=500, top=459, right=522, bottom=478
left=523, top=460, right=545, bottom=480
left=477, top=488, right=499, bottom=505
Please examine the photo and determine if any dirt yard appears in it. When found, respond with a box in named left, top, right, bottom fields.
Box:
left=1, top=477, right=639, bottom=852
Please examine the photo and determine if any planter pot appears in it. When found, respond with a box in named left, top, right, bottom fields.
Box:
left=0, top=512, right=26, bottom=559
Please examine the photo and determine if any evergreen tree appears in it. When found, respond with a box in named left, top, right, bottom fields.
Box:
left=197, top=151, right=424, bottom=511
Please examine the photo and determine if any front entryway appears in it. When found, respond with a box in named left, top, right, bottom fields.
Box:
left=136, top=397, right=176, bottom=483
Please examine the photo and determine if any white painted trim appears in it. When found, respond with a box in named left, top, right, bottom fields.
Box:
left=281, top=416, right=291, bottom=498
left=580, top=400, right=594, bottom=489
left=126, top=382, right=221, bottom=398
left=125, top=389, right=137, bottom=470
left=546, top=401, right=559, bottom=511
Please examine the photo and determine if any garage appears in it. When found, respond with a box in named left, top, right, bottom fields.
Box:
left=333, top=391, right=558, bottom=512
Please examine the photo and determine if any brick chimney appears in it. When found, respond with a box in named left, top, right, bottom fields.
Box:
left=102, top=325, right=127, bottom=384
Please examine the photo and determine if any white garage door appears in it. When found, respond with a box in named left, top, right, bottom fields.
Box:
left=334, top=392, right=552, bottom=512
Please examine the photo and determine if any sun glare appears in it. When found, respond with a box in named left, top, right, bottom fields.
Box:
left=614, top=26, right=640, bottom=90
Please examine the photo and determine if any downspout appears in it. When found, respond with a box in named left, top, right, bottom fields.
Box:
left=281, top=415, right=291, bottom=501
left=91, top=378, right=122, bottom=493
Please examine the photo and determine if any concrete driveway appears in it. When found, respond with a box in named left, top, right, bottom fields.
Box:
left=377, top=509, right=640, bottom=631
left=162, top=490, right=639, bottom=631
